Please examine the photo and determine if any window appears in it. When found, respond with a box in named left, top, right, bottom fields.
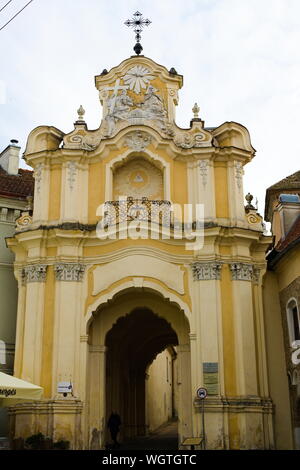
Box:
left=287, top=299, right=300, bottom=346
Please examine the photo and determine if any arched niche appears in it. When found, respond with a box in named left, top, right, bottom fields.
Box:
left=105, top=150, right=171, bottom=202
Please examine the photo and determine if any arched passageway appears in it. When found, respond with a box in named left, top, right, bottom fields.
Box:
left=105, top=308, right=178, bottom=439
left=86, top=288, right=192, bottom=449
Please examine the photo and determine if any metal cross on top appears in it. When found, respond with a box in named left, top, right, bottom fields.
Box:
left=124, top=11, right=151, bottom=56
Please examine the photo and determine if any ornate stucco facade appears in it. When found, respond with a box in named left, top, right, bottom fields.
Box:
left=6, top=55, right=290, bottom=449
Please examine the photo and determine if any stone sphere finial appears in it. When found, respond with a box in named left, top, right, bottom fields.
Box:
left=192, top=103, right=200, bottom=119
left=245, top=192, right=253, bottom=204
left=77, top=105, right=85, bottom=122
left=245, top=192, right=256, bottom=212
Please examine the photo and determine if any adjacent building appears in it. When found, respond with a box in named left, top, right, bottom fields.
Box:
left=264, top=172, right=300, bottom=449
left=0, top=141, right=34, bottom=438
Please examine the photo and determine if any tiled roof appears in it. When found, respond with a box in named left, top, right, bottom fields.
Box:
left=0, top=167, right=34, bottom=199
left=267, top=215, right=300, bottom=269
left=275, top=215, right=300, bottom=252
left=265, top=171, right=300, bottom=221
left=267, top=171, right=300, bottom=191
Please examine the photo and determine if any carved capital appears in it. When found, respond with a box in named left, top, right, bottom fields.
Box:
left=23, top=265, right=47, bottom=283
left=192, top=262, right=222, bottom=281
left=229, top=263, right=253, bottom=281
left=54, top=264, right=85, bottom=282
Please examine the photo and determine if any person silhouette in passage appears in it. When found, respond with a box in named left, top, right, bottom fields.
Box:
left=107, top=411, right=121, bottom=448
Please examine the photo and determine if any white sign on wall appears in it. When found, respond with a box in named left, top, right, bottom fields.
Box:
left=57, top=382, right=73, bottom=394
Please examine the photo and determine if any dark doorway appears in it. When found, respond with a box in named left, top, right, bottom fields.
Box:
left=105, top=308, right=178, bottom=442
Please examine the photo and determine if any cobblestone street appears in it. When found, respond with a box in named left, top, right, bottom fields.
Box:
left=120, top=421, right=178, bottom=450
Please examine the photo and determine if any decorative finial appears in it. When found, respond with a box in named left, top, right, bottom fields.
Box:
left=245, top=192, right=256, bottom=212
left=192, top=103, right=200, bottom=119
left=77, top=105, right=85, bottom=122
left=124, top=11, right=151, bottom=56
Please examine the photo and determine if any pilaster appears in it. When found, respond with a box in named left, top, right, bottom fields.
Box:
left=229, top=263, right=258, bottom=396
left=52, top=264, right=86, bottom=399
left=21, top=265, right=47, bottom=384
left=177, top=343, right=192, bottom=444
left=187, top=159, right=216, bottom=222
left=60, top=161, right=88, bottom=224
left=88, top=345, right=107, bottom=449
left=32, top=162, right=50, bottom=223
left=227, top=160, right=246, bottom=226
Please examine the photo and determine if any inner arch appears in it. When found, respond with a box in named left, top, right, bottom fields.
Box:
left=105, top=307, right=178, bottom=439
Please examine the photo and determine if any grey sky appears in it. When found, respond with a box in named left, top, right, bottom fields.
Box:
left=0, top=0, right=299, bottom=215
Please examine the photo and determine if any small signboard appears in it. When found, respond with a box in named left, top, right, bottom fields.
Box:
left=57, top=381, right=72, bottom=394
left=182, top=437, right=202, bottom=446
left=196, top=387, right=207, bottom=399
left=203, top=362, right=219, bottom=395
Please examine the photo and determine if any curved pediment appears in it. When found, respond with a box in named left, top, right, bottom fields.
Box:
left=25, top=125, right=64, bottom=155
left=212, top=121, right=255, bottom=154
left=95, top=56, right=183, bottom=139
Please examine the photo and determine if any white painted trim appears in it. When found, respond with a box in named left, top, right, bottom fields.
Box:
left=85, top=280, right=191, bottom=333
left=286, top=297, right=300, bottom=346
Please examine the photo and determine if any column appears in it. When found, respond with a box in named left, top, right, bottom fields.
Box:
left=136, top=371, right=146, bottom=436
left=21, top=265, right=47, bottom=384
left=88, top=344, right=107, bottom=448
left=191, top=261, right=226, bottom=448
left=252, top=267, right=275, bottom=448
left=227, top=160, right=246, bottom=226
left=13, top=269, right=27, bottom=377
left=229, top=263, right=258, bottom=396
left=32, top=162, right=50, bottom=223
left=230, top=262, right=262, bottom=449
left=177, top=344, right=192, bottom=445
left=52, top=264, right=86, bottom=392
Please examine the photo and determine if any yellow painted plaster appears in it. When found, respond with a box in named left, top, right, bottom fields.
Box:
left=276, top=248, right=300, bottom=292
left=219, top=245, right=231, bottom=256
left=228, top=414, right=240, bottom=449
left=47, top=247, right=57, bottom=257
left=172, top=161, right=188, bottom=205
left=83, top=238, right=191, bottom=256
left=88, top=161, right=105, bottom=223
left=214, top=162, right=229, bottom=218
left=48, top=165, right=62, bottom=221
left=220, top=263, right=237, bottom=395
left=41, top=265, right=55, bottom=397
left=251, top=284, right=262, bottom=396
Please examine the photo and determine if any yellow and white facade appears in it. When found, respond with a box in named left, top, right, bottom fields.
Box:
left=7, top=55, right=286, bottom=449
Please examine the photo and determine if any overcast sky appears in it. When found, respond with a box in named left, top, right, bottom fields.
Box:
left=0, top=0, right=299, bottom=216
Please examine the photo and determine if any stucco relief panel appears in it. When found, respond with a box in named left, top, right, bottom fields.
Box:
left=113, top=157, right=163, bottom=200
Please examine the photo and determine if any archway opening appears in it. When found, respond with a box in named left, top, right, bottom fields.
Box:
left=87, top=287, right=192, bottom=450
left=105, top=307, right=178, bottom=442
